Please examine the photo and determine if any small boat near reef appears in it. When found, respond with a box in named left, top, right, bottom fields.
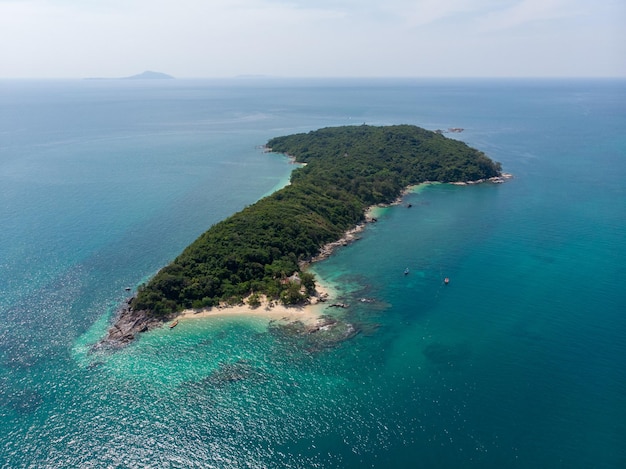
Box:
left=169, top=319, right=179, bottom=329
left=444, top=277, right=449, bottom=285
left=124, top=287, right=131, bottom=291
left=404, top=267, right=410, bottom=275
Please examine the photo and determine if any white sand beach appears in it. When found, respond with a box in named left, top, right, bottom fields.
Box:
left=177, top=281, right=336, bottom=325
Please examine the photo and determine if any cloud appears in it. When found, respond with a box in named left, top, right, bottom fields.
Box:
left=0, top=0, right=351, bottom=76
left=378, top=0, right=503, bottom=27
left=0, top=0, right=623, bottom=77
left=476, top=0, right=580, bottom=31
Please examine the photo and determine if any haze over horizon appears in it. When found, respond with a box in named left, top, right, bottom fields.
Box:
left=1, top=0, right=624, bottom=79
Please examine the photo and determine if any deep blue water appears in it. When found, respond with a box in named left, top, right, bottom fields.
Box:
left=1, top=78, right=625, bottom=468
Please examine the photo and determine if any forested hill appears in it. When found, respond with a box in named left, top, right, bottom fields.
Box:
left=131, top=125, right=502, bottom=315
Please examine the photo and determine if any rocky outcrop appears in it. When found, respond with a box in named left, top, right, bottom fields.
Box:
left=268, top=315, right=360, bottom=353
left=95, top=299, right=168, bottom=350
left=306, top=222, right=367, bottom=265
left=450, top=172, right=513, bottom=186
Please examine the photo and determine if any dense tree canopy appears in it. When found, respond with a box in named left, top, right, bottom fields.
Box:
left=132, top=125, right=501, bottom=315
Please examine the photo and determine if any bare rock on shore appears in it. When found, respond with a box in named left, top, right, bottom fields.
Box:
left=450, top=172, right=513, bottom=186
left=95, top=301, right=168, bottom=350
left=308, top=222, right=367, bottom=264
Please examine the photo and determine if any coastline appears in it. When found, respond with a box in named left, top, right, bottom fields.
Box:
left=171, top=174, right=514, bottom=320
left=305, top=190, right=411, bottom=265
left=308, top=181, right=439, bottom=264
left=100, top=173, right=511, bottom=348
left=98, top=277, right=340, bottom=348
left=449, top=172, right=513, bottom=185
left=306, top=173, right=512, bottom=265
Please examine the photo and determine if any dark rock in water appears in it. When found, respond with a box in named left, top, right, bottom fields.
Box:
left=201, top=360, right=267, bottom=387
left=1, top=348, right=40, bottom=370
left=87, top=360, right=105, bottom=370
left=269, top=315, right=359, bottom=352
left=94, top=305, right=168, bottom=350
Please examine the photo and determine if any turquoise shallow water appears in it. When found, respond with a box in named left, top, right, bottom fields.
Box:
left=1, top=78, right=625, bottom=468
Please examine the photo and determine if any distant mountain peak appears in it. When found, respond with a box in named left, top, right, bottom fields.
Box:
left=123, top=71, right=174, bottom=80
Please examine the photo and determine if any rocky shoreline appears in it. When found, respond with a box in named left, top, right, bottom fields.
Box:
left=305, top=173, right=513, bottom=265
left=449, top=172, right=513, bottom=185
left=94, top=299, right=172, bottom=350
left=305, top=221, right=369, bottom=265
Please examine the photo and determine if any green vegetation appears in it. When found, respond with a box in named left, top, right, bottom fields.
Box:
left=132, top=125, right=501, bottom=315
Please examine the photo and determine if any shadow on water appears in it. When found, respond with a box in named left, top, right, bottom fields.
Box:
left=195, top=359, right=269, bottom=388
left=0, top=378, right=44, bottom=415
left=422, top=341, right=473, bottom=370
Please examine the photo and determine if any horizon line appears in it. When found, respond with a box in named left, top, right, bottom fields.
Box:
left=2, top=75, right=626, bottom=81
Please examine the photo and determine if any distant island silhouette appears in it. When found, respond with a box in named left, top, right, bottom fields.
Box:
left=122, top=71, right=174, bottom=80
left=85, top=71, right=174, bottom=80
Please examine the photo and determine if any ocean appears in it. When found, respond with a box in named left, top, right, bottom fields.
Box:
left=0, top=78, right=625, bottom=468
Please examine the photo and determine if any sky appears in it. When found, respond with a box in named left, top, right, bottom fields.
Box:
left=0, top=0, right=624, bottom=78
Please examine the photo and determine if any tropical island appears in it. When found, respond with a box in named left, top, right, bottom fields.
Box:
left=102, top=125, right=504, bottom=346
